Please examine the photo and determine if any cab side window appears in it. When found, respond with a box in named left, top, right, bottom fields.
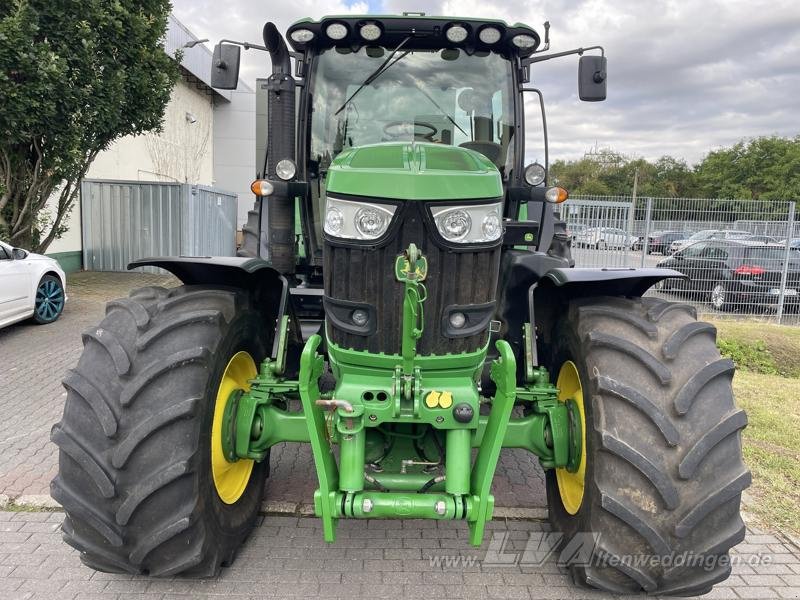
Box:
left=0, top=246, right=10, bottom=260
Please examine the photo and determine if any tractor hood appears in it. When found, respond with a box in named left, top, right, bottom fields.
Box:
left=325, top=142, right=503, bottom=201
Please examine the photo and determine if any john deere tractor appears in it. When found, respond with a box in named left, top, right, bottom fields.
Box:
left=52, top=13, right=750, bottom=595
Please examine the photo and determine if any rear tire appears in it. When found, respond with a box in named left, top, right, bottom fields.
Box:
left=544, top=296, right=749, bottom=596
left=51, top=285, right=271, bottom=577
left=238, top=203, right=261, bottom=259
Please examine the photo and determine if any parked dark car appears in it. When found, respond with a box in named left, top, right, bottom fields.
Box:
left=656, top=240, right=800, bottom=311
left=633, top=230, right=691, bottom=254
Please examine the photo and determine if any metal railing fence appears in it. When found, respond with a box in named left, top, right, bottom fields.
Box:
left=562, top=195, right=799, bottom=324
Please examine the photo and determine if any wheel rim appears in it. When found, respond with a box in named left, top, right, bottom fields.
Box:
left=35, top=278, right=64, bottom=321
left=555, top=361, right=586, bottom=515
left=711, top=284, right=726, bottom=309
left=211, top=351, right=256, bottom=504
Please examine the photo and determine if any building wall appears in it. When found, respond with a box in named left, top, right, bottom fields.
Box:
left=213, top=86, right=256, bottom=227
left=47, top=76, right=215, bottom=259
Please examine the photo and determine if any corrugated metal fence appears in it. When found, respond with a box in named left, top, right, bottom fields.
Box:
left=81, top=180, right=238, bottom=272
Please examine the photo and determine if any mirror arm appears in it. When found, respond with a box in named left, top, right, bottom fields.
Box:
left=522, top=45, right=604, bottom=66
left=219, top=38, right=268, bottom=53
left=520, top=88, right=549, bottom=182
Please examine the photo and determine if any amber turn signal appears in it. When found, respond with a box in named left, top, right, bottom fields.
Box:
left=250, top=180, right=274, bottom=196
left=544, top=186, right=569, bottom=204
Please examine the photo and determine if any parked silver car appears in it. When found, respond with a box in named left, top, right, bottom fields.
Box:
left=669, top=229, right=751, bottom=254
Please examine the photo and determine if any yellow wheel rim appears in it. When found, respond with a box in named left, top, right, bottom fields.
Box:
left=211, top=351, right=256, bottom=504
left=555, top=360, right=587, bottom=515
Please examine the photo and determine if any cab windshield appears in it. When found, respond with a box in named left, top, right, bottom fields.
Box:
left=309, top=46, right=516, bottom=176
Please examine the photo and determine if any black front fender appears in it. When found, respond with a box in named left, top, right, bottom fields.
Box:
left=540, top=266, right=686, bottom=298
left=128, top=256, right=304, bottom=375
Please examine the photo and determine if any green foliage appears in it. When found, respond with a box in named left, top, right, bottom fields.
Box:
left=714, top=320, right=800, bottom=378
left=0, top=0, right=179, bottom=251
left=717, top=338, right=779, bottom=376
left=695, top=136, right=800, bottom=201
left=549, top=135, right=800, bottom=203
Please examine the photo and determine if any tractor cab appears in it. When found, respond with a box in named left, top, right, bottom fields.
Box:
left=211, top=14, right=607, bottom=274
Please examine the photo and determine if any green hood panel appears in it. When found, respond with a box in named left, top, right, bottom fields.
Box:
left=326, top=142, right=503, bottom=201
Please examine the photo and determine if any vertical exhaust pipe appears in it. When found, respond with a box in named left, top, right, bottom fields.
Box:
left=259, top=22, right=296, bottom=274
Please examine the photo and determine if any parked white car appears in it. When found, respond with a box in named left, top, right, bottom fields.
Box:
left=574, top=226, right=634, bottom=250
left=0, top=240, right=67, bottom=329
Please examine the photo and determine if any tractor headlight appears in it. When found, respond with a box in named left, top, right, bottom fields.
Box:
left=511, top=34, right=537, bottom=49
left=324, top=196, right=397, bottom=240
left=275, top=159, right=296, bottom=181
left=478, top=26, right=502, bottom=45
left=359, top=22, right=382, bottom=41
left=432, top=202, right=503, bottom=244
left=289, top=29, right=315, bottom=44
left=445, top=24, right=469, bottom=43
left=524, top=162, right=546, bottom=186
left=325, top=23, right=348, bottom=40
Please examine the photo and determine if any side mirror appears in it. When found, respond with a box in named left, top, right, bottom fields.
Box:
left=578, top=55, right=607, bottom=101
left=211, top=43, right=241, bottom=90
left=11, top=248, right=28, bottom=260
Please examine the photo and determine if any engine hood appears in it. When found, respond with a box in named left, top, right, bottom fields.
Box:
left=325, top=142, right=503, bottom=201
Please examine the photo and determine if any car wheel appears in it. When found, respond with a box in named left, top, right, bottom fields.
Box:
left=711, top=282, right=728, bottom=311
left=33, top=274, right=65, bottom=324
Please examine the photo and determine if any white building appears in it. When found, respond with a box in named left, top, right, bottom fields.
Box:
left=47, top=15, right=255, bottom=272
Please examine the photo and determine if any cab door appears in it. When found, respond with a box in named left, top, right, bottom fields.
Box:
left=0, top=244, right=33, bottom=323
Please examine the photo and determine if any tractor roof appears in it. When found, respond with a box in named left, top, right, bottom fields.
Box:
left=287, top=14, right=540, bottom=56
left=325, top=142, right=503, bottom=201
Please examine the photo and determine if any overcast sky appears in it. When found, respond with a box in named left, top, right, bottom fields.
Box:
left=173, top=0, right=800, bottom=165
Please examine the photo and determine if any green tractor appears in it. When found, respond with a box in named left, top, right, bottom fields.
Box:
left=52, top=13, right=750, bottom=595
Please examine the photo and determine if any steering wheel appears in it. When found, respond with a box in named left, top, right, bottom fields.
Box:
left=383, top=121, right=438, bottom=141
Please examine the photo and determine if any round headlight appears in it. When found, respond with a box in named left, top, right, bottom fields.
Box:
left=355, top=207, right=388, bottom=239
left=324, top=206, right=344, bottom=235
left=351, top=309, right=369, bottom=326
left=445, top=25, right=469, bottom=43
left=325, top=23, right=348, bottom=40
left=289, top=29, right=315, bottom=44
left=359, top=22, right=381, bottom=41
left=439, top=209, right=472, bottom=241
left=524, top=162, right=546, bottom=186
left=449, top=312, right=467, bottom=329
left=482, top=210, right=502, bottom=241
left=511, top=34, right=537, bottom=49
left=275, top=159, right=296, bottom=181
left=478, top=27, right=502, bottom=44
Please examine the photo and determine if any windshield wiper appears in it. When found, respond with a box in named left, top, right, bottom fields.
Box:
left=410, top=83, right=468, bottom=138
left=334, top=36, right=413, bottom=116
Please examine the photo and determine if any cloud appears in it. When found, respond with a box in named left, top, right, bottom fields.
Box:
left=173, top=0, right=800, bottom=164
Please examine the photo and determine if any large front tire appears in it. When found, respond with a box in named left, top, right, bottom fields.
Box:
left=545, top=296, right=750, bottom=596
left=51, top=285, right=271, bottom=577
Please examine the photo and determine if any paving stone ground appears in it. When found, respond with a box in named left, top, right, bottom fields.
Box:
left=1, top=511, right=799, bottom=600
left=0, top=271, right=545, bottom=508
left=2, top=271, right=798, bottom=599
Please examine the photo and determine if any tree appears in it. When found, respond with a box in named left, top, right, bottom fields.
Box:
left=694, top=136, right=800, bottom=201
left=0, top=0, right=180, bottom=251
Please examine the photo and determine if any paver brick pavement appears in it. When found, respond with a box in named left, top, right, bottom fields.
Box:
left=0, top=511, right=798, bottom=600
left=0, top=271, right=545, bottom=508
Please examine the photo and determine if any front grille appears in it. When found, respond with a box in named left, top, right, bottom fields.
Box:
left=323, top=202, right=501, bottom=355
